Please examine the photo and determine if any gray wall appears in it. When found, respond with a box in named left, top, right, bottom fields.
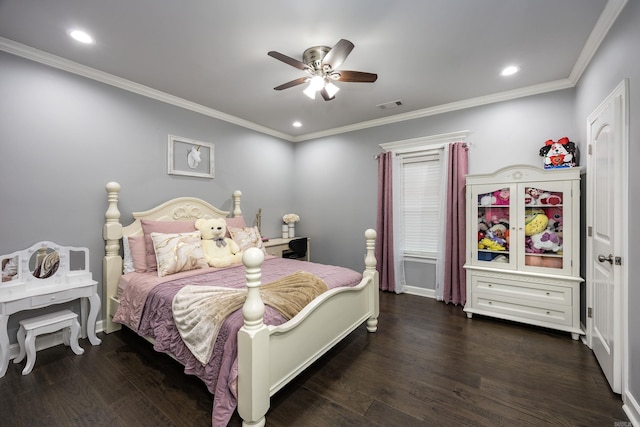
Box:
left=294, top=90, right=576, bottom=273
left=574, top=0, right=640, bottom=409
left=0, top=52, right=294, bottom=333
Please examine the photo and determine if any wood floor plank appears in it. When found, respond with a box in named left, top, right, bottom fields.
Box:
left=0, top=292, right=629, bottom=426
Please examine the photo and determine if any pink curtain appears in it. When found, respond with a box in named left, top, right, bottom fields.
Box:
left=376, top=152, right=395, bottom=291
left=443, top=143, right=469, bottom=305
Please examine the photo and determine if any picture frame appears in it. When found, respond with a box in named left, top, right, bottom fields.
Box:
left=167, top=134, right=215, bottom=179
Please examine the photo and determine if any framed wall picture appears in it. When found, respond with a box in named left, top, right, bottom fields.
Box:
left=167, top=135, right=215, bottom=178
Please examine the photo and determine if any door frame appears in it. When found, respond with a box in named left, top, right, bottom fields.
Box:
left=585, top=79, right=629, bottom=394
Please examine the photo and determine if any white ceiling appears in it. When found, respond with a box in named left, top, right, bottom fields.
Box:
left=0, top=0, right=619, bottom=141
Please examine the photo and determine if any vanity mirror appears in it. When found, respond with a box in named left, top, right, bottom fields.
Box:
left=1, top=256, right=18, bottom=282
left=29, top=247, right=60, bottom=279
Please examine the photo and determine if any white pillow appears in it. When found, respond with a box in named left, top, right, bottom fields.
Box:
left=151, top=231, right=208, bottom=277
left=122, top=235, right=134, bottom=274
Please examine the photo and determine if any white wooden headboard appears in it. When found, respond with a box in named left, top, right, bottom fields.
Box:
left=102, top=181, right=242, bottom=333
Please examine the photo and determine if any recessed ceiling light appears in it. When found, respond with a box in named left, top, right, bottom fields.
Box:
left=500, top=65, right=520, bottom=76
left=68, top=29, right=95, bottom=44
left=292, top=121, right=302, bottom=128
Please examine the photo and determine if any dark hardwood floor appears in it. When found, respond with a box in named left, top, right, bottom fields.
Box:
left=0, top=292, right=629, bottom=426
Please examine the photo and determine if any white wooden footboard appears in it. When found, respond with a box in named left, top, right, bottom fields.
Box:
left=237, top=229, right=379, bottom=427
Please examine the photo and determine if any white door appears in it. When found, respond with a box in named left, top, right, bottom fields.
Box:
left=586, top=80, right=627, bottom=394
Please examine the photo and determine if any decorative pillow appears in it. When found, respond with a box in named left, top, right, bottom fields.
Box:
left=228, top=226, right=267, bottom=253
left=128, top=234, right=147, bottom=273
left=141, top=220, right=196, bottom=272
left=150, top=231, right=208, bottom=277
left=225, top=216, right=246, bottom=237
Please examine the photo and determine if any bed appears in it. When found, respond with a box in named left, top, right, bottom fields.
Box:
left=102, top=182, right=379, bottom=426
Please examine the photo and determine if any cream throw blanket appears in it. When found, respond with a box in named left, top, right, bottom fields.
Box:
left=172, top=271, right=328, bottom=364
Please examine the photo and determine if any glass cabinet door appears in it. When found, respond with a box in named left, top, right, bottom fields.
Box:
left=473, top=184, right=515, bottom=269
left=521, top=182, right=568, bottom=273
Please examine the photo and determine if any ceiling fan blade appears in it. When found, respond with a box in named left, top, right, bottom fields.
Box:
left=274, top=77, right=309, bottom=91
left=268, top=51, right=309, bottom=71
left=320, top=88, right=335, bottom=101
left=322, top=39, right=354, bottom=70
left=332, top=70, right=378, bottom=83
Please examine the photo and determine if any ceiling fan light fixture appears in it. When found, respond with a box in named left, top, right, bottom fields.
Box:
left=325, top=81, right=340, bottom=98
left=303, top=75, right=325, bottom=99
left=303, top=84, right=317, bottom=99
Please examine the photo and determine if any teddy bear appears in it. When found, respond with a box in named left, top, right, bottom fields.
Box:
left=194, top=217, right=243, bottom=268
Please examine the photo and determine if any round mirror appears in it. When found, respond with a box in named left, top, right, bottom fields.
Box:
left=29, top=247, right=60, bottom=279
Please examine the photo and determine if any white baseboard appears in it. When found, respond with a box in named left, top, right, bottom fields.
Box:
left=623, top=389, right=640, bottom=426
left=404, top=286, right=435, bottom=298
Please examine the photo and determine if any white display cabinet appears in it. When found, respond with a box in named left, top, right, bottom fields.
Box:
left=463, top=165, right=583, bottom=339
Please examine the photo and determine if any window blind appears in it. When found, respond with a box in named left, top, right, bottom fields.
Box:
left=400, top=151, right=441, bottom=256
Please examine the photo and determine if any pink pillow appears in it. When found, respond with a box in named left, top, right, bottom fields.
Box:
left=225, top=216, right=246, bottom=237
left=128, top=235, right=148, bottom=273
left=141, top=219, right=196, bottom=271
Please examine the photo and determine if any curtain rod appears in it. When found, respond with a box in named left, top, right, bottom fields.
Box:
left=373, top=141, right=470, bottom=159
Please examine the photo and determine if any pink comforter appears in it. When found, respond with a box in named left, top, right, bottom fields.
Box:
left=113, top=257, right=362, bottom=426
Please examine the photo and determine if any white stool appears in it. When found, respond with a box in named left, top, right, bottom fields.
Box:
left=15, top=309, right=84, bottom=375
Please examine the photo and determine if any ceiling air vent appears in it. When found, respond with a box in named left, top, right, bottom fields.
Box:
left=377, top=99, right=403, bottom=110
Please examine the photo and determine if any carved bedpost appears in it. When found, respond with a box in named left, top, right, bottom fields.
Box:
left=237, top=247, right=269, bottom=427
left=103, top=182, right=123, bottom=333
left=364, top=228, right=379, bottom=333
left=233, top=190, right=243, bottom=217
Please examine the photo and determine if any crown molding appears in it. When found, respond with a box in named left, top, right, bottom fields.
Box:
left=568, top=0, right=628, bottom=84
left=292, top=79, right=574, bottom=142
left=0, top=37, right=294, bottom=142
left=1, top=0, right=626, bottom=144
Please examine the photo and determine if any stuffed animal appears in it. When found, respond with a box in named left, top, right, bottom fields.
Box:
left=478, top=237, right=506, bottom=251
left=530, top=230, right=563, bottom=253
left=524, top=187, right=541, bottom=206
left=484, top=207, right=509, bottom=226
left=545, top=207, right=563, bottom=233
left=524, top=208, right=548, bottom=236
left=493, top=189, right=510, bottom=205
left=539, top=137, right=578, bottom=169
left=194, top=218, right=243, bottom=268
left=539, top=192, right=562, bottom=206
left=524, top=236, right=545, bottom=254
left=479, top=193, right=496, bottom=206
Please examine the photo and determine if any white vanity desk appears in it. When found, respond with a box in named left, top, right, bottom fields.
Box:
left=0, top=241, right=101, bottom=378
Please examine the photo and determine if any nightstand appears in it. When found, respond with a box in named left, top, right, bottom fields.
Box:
left=264, top=237, right=310, bottom=261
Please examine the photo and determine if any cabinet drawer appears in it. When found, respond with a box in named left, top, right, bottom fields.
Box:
left=30, top=289, right=80, bottom=307
left=471, top=275, right=572, bottom=306
left=472, top=295, right=573, bottom=326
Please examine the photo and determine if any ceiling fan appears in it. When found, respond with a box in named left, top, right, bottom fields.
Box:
left=268, top=39, right=378, bottom=101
